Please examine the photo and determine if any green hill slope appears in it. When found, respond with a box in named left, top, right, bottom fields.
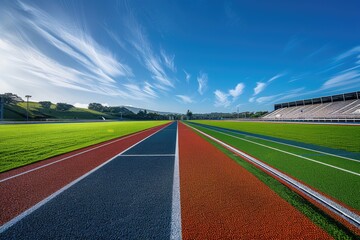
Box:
left=4, top=102, right=114, bottom=120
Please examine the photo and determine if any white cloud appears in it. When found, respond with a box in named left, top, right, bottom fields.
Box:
left=249, top=97, right=255, bottom=103
left=254, top=82, right=266, bottom=95
left=123, top=82, right=158, bottom=100
left=252, top=73, right=284, bottom=96
left=335, top=46, right=360, bottom=61
left=18, top=1, right=132, bottom=79
left=268, top=73, right=284, bottom=83
left=176, top=95, right=194, bottom=104
left=214, top=90, right=230, bottom=107
left=74, top=103, right=89, bottom=109
left=161, top=49, right=176, bottom=72
left=125, top=16, right=175, bottom=90
left=0, top=1, right=158, bottom=101
left=229, top=83, right=245, bottom=98
left=197, top=72, right=208, bottom=95
left=322, top=71, right=360, bottom=89
left=184, top=70, right=191, bottom=83
left=256, top=94, right=281, bottom=104
left=214, top=82, right=245, bottom=108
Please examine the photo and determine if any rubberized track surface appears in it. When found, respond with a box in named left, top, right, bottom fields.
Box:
left=1, top=122, right=353, bottom=238
left=0, top=122, right=176, bottom=238
left=178, top=122, right=330, bottom=239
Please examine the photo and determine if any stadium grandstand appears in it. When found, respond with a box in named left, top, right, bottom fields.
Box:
left=263, top=91, right=360, bottom=122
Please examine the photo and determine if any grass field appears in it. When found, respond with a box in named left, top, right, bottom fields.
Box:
left=187, top=121, right=360, bottom=211
left=190, top=120, right=360, bottom=153
left=0, top=121, right=169, bottom=173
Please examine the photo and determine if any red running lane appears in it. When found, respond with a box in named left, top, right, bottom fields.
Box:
left=0, top=123, right=169, bottom=225
left=178, top=122, right=330, bottom=239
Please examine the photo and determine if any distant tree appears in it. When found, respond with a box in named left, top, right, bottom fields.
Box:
left=39, top=101, right=52, bottom=109
left=186, top=109, right=193, bottom=120
left=88, top=103, right=104, bottom=112
left=1, top=93, right=23, bottom=105
left=56, top=103, right=74, bottom=111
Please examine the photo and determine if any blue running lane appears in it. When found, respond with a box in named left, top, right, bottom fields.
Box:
left=2, top=122, right=177, bottom=239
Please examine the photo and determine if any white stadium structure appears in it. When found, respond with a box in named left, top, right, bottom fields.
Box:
left=263, top=91, right=360, bottom=123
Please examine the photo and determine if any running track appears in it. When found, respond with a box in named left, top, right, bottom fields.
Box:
left=0, top=121, right=334, bottom=238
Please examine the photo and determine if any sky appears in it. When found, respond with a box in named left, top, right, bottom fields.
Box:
left=0, top=0, right=360, bottom=113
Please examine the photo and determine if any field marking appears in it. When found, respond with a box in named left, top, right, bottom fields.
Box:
left=194, top=123, right=360, bottom=163
left=0, top=124, right=171, bottom=234
left=121, top=154, right=175, bottom=157
left=170, top=122, right=182, bottom=240
left=193, top=124, right=360, bottom=177
left=0, top=125, right=168, bottom=183
left=186, top=123, right=360, bottom=228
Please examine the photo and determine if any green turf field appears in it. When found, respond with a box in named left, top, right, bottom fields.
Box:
left=190, top=120, right=360, bottom=153
left=0, top=121, right=169, bottom=173
left=186, top=121, right=360, bottom=211
left=196, top=131, right=358, bottom=239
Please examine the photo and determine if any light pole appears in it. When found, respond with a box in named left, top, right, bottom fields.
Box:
left=25, top=95, right=31, bottom=121
left=0, top=95, right=4, bottom=121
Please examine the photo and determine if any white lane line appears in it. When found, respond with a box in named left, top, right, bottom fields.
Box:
left=194, top=125, right=360, bottom=177
left=198, top=124, right=360, bottom=162
left=121, top=154, right=175, bottom=157
left=0, top=126, right=164, bottom=183
left=170, top=122, right=182, bottom=240
left=0, top=124, right=170, bottom=234
left=186, top=124, right=360, bottom=228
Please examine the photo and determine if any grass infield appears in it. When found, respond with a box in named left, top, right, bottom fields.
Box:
left=0, top=121, right=169, bottom=173
left=191, top=124, right=359, bottom=239
left=190, top=120, right=360, bottom=153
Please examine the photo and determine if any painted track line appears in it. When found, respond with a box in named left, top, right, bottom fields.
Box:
left=192, top=124, right=360, bottom=177
left=186, top=123, right=360, bottom=229
left=0, top=124, right=168, bottom=234
left=121, top=154, right=175, bottom=157
left=0, top=126, right=164, bottom=183
left=192, top=122, right=360, bottom=162
left=170, top=122, right=182, bottom=240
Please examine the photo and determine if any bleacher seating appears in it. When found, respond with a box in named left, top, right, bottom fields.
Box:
left=263, top=93, right=360, bottom=121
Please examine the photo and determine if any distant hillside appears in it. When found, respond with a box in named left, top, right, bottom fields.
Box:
left=4, top=102, right=114, bottom=121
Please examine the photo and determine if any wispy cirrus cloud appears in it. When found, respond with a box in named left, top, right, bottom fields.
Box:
left=251, top=73, right=284, bottom=99
left=124, top=15, right=175, bottom=91
left=0, top=1, right=152, bottom=101
left=214, top=90, right=231, bottom=107
left=256, top=87, right=305, bottom=104
left=123, top=82, right=158, bottom=100
left=18, top=1, right=132, bottom=79
left=184, top=70, right=191, bottom=83
left=176, top=95, right=194, bottom=104
left=335, top=46, right=360, bottom=61
left=322, top=71, right=360, bottom=90
left=268, top=73, right=285, bottom=83
left=161, top=48, right=176, bottom=72
left=197, top=72, right=208, bottom=95
left=214, top=82, right=245, bottom=107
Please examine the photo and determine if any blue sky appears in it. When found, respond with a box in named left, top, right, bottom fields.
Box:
left=1, top=0, right=360, bottom=113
